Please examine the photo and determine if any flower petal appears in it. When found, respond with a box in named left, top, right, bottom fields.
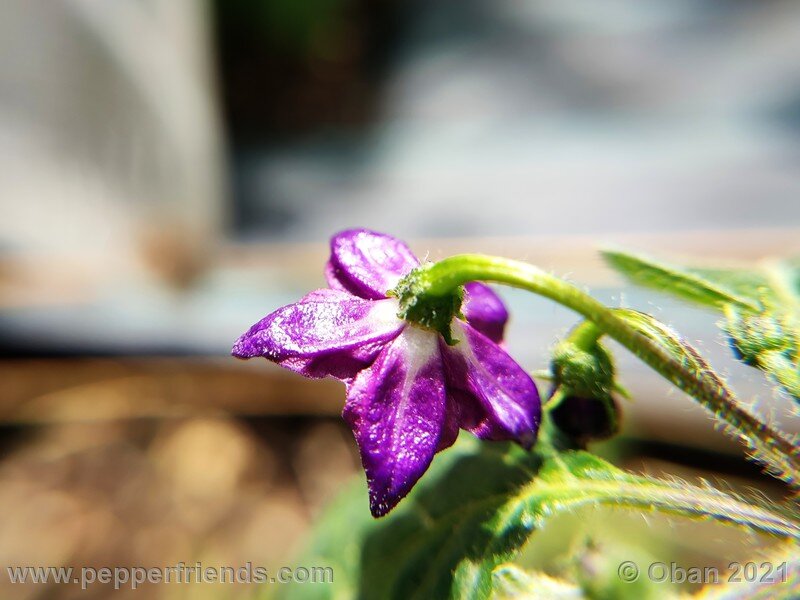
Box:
left=343, top=326, right=449, bottom=517
left=461, top=282, right=508, bottom=344
left=324, top=260, right=353, bottom=294
left=327, top=229, right=419, bottom=299
left=232, top=290, right=404, bottom=381
left=442, top=321, right=540, bottom=448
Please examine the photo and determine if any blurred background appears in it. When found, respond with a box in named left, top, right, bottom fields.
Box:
left=1, top=0, right=800, bottom=597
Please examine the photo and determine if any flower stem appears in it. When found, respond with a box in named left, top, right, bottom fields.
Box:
left=564, top=320, right=603, bottom=351
left=419, top=254, right=800, bottom=482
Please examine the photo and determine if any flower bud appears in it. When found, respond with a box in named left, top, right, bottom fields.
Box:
left=549, top=339, right=620, bottom=442
left=551, top=340, right=615, bottom=399
left=550, top=394, right=619, bottom=442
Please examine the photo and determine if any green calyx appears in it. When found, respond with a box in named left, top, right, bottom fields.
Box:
left=550, top=339, right=616, bottom=400
left=390, top=264, right=464, bottom=345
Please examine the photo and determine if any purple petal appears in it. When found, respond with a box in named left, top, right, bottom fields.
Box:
left=327, top=229, right=419, bottom=300
left=343, top=326, right=449, bottom=517
left=232, top=290, right=404, bottom=381
left=442, top=321, right=540, bottom=448
left=324, top=261, right=352, bottom=294
left=462, top=282, right=508, bottom=344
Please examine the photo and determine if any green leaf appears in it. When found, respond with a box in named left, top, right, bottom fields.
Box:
left=694, top=259, right=800, bottom=311
left=603, top=250, right=800, bottom=318
left=613, top=309, right=799, bottom=483
left=613, top=309, right=733, bottom=398
left=279, top=438, right=800, bottom=600
left=689, top=267, right=775, bottom=306
left=602, top=250, right=760, bottom=312
left=604, top=249, right=800, bottom=404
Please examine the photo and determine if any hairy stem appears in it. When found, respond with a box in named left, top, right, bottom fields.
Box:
left=419, top=254, right=800, bottom=483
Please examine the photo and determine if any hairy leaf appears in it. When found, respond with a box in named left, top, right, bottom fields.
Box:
left=613, top=309, right=799, bottom=483
left=613, top=309, right=732, bottom=397
left=604, top=250, right=800, bottom=402
left=279, top=438, right=800, bottom=600
left=601, top=250, right=760, bottom=312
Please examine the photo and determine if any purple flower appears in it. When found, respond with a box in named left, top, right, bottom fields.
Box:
left=233, top=229, right=540, bottom=516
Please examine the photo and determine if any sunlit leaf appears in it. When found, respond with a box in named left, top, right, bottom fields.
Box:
left=612, top=309, right=800, bottom=483
left=279, top=437, right=799, bottom=600
left=613, top=309, right=732, bottom=397
left=601, top=250, right=760, bottom=312
left=604, top=250, right=800, bottom=404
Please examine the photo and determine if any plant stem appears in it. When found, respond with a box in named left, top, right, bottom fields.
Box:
left=419, top=254, right=800, bottom=482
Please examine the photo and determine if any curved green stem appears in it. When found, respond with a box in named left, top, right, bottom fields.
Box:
left=419, top=254, right=800, bottom=483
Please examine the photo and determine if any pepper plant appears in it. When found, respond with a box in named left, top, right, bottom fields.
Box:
left=234, top=230, right=800, bottom=599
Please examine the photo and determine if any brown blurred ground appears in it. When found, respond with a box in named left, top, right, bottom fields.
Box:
left=0, top=359, right=360, bottom=599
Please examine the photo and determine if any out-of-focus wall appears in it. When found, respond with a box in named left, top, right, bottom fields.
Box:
left=0, top=0, right=225, bottom=284
left=231, top=0, right=800, bottom=241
